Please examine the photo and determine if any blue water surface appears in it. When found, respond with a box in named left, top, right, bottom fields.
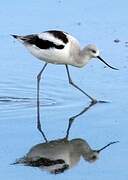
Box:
left=0, top=0, right=128, bottom=180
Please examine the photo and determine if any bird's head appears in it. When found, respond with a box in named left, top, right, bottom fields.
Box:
left=85, top=44, right=118, bottom=70
left=85, top=44, right=100, bottom=58
left=83, top=141, right=119, bottom=163
left=84, top=151, right=99, bottom=163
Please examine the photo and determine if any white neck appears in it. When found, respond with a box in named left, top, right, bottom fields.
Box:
left=73, top=47, right=91, bottom=67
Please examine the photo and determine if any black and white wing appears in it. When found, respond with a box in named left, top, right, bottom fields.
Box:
left=12, top=30, right=69, bottom=50
left=12, top=156, right=69, bottom=174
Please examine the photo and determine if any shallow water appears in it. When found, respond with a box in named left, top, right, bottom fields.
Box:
left=0, top=0, right=128, bottom=179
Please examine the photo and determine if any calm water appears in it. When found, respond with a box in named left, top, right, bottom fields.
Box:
left=0, top=0, right=128, bottom=179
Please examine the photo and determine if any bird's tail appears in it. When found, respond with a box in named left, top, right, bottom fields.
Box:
left=11, top=34, right=26, bottom=43
left=11, top=34, right=19, bottom=39
left=11, top=156, right=27, bottom=165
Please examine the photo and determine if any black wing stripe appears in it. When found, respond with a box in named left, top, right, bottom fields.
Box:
left=26, top=157, right=65, bottom=167
left=21, top=35, right=65, bottom=49
left=45, top=30, right=68, bottom=44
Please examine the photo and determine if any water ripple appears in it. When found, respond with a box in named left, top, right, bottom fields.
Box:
left=0, top=96, right=57, bottom=111
left=0, top=96, right=30, bottom=103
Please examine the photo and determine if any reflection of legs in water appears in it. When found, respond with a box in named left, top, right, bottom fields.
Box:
left=37, top=63, right=48, bottom=142
left=65, top=101, right=97, bottom=139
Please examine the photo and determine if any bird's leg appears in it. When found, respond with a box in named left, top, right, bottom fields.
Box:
left=65, top=65, right=97, bottom=104
left=37, top=63, right=48, bottom=142
left=65, top=101, right=96, bottom=139
left=65, top=117, right=74, bottom=139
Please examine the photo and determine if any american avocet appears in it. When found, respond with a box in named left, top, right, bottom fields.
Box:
left=12, top=138, right=118, bottom=174
left=11, top=30, right=118, bottom=138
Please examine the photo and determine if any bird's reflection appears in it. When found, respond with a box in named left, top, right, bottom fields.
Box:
left=12, top=138, right=118, bottom=174
left=12, top=102, right=118, bottom=174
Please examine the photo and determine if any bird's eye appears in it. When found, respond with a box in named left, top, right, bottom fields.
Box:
left=91, top=155, right=97, bottom=160
left=91, top=50, right=96, bottom=53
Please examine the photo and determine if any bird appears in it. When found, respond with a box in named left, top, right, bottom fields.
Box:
left=12, top=138, right=119, bottom=174
left=11, top=30, right=118, bottom=139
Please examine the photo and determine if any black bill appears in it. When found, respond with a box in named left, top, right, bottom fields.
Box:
left=97, top=141, right=119, bottom=153
left=97, top=56, right=119, bottom=70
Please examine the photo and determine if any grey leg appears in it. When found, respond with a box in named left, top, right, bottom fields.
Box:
left=65, top=65, right=97, bottom=103
left=37, top=63, right=48, bottom=142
